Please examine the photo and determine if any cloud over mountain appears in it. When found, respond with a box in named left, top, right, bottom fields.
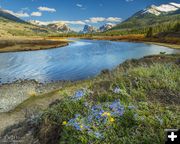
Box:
left=3, top=9, right=29, bottom=18
left=85, top=17, right=122, bottom=23
left=38, top=6, right=56, bottom=12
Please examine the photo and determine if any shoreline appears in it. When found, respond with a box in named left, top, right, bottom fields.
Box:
left=0, top=36, right=179, bottom=53
left=0, top=37, right=69, bottom=53
left=82, top=35, right=180, bottom=49
left=0, top=53, right=179, bottom=136
left=0, top=79, right=74, bottom=113
left=0, top=53, right=179, bottom=113
left=144, top=42, right=180, bottom=49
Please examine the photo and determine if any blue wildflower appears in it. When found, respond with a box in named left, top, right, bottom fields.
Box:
left=113, top=87, right=121, bottom=94
left=109, top=100, right=124, bottom=116
left=94, top=132, right=103, bottom=139
left=66, top=100, right=127, bottom=139
left=75, top=114, right=80, bottom=118
left=72, top=90, right=85, bottom=100
left=87, top=115, right=93, bottom=123
left=74, top=123, right=81, bottom=131
left=91, top=105, right=102, bottom=111
left=109, top=100, right=121, bottom=109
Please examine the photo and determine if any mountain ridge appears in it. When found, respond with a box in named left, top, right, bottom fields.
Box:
left=0, top=8, right=26, bottom=23
left=0, top=9, right=57, bottom=37
left=110, top=2, right=180, bottom=31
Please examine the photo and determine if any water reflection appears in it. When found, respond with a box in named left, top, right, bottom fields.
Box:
left=0, top=39, right=179, bottom=84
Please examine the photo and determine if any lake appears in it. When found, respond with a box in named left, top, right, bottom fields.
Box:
left=0, top=39, right=179, bottom=84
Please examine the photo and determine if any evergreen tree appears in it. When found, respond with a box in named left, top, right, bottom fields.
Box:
left=173, top=23, right=180, bottom=32
left=146, top=27, right=153, bottom=38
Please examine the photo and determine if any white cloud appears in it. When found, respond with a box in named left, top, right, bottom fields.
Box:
left=85, top=17, right=122, bottom=23
left=4, top=10, right=29, bottom=17
left=88, top=17, right=106, bottom=23
left=15, top=12, right=29, bottom=18
left=31, top=17, right=122, bottom=26
left=31, top=11, right=42, bottom=17
left=63, top=20, right=85, bottom=25
left=30, top=20, right=85, bottom=26
left=76, top=4, right=83, bottom=8
left=38, top=6, right=56, bottom=12
left=106, top=17, right=122, bottom=22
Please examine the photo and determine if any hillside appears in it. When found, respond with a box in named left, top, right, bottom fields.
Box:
left=88, top=2, right=180, bottom=46
left=111, top=3, right=180, bottom=31
left=0, top=9, right=56, bottom=37
left=0, top=9, right=25, bottom=23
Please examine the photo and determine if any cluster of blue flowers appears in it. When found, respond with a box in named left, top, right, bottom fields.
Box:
left=66, top=113, right=103, bottom=139
left=109, top=100, right=125, bottom=117
left=65, top=99, right=125, bottom=139
left=71, top=89, right=94, bottom=101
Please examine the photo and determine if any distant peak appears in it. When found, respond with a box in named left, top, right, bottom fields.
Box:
left=169, top=2, right=180, bottom=8
left=143, top=2, right=180, bottom=16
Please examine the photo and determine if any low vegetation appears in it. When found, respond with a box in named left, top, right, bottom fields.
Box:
left=1, top=54, right=179, bottom=144
left=0, top=37, right=68, bottom=52
left=0, top=17, right=57, bottom=37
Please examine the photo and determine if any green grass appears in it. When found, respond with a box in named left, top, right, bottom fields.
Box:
left=34, top=55, right=180, bottom=144
left=0, top=17, right=56, bottom=37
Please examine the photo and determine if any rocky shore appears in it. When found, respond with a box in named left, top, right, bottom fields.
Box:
left=0, top=80, right=71, bottom=113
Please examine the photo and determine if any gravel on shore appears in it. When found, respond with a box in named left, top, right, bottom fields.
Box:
left=0, top=80, right=71, bottom=113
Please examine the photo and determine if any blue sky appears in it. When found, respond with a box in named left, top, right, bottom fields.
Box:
left=0, top=0, right=179, bottom=31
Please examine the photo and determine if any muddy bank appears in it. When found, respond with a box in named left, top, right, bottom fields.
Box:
left=0, top=38, right=68, bottom=53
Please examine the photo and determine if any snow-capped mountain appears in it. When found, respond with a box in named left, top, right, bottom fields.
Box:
left=29, top=20, right=47, bottom=26
left=29, top=20, right=71, bottom=33
left=110, top=2, right=180, bottom=31
left=99, top=23, right=115, bottom=32
left=47, top=23, right=71, bottom=33
left=143, top=2, right=180, bottom=16
left=81, top=25, right=97, bottom=33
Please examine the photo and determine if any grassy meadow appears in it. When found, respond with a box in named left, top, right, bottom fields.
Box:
left=0, top=17, right=55, bottom=37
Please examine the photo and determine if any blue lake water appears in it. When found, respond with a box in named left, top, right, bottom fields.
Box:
left=0, top=39, right=179, bottom=84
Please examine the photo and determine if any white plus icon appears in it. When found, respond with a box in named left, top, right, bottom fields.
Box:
left=168, top=132, right=177, bottom=141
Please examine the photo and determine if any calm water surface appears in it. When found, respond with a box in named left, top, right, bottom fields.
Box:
left=0, top=39, right=179, bottom=84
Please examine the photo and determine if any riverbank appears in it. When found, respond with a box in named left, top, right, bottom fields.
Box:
left=0, top=80, right=74, bottom=135
left=0, top=54, right=179, bottom=143
left=0, top=80, right=74, bottom=113
left=0, top=35, right=179, bottom=53
left=0, top=37, right=68, bottom=53
left=83, top=35, right=180, bottom=49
